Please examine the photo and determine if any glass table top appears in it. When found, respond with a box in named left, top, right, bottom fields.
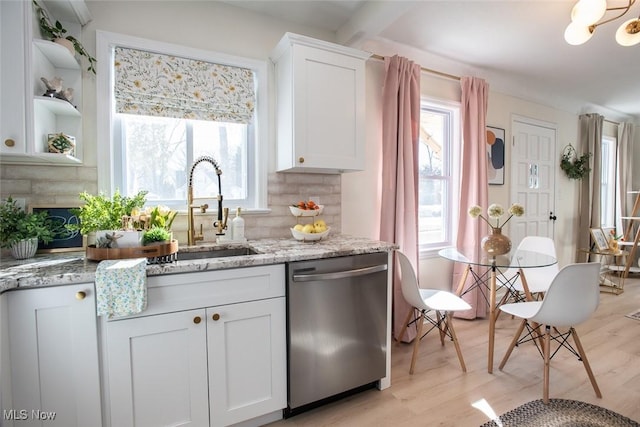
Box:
left=438, top=247, right=557, bottom=269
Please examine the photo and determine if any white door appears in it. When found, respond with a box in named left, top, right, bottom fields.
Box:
left=207, top=298, right=286, bottom=427
left=510, top=116, right=557, bottom=248
left=106, top=309, right=209, bottom=427
left=7, top=284, right=102, bottom=427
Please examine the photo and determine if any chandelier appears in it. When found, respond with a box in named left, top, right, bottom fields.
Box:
left=564, top=0, right=640, bottom=46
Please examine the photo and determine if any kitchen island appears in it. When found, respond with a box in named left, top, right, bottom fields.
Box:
left=0, top=234, right=395, bottom=427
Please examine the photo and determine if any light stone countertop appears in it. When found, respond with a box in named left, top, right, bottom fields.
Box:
left=0, top=234, right=397, bottom=293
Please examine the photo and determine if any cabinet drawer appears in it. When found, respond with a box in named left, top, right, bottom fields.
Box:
left=110, top=264, right=285, bottom=320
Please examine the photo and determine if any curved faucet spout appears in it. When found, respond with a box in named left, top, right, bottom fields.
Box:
left=187, top=156, right=228, bottom=245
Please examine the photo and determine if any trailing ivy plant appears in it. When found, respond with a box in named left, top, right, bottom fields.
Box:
left=560, top=144, right=591, bottom=180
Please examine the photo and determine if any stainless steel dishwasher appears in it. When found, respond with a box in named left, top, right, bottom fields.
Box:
left=285, top=252, right=388, bottom=416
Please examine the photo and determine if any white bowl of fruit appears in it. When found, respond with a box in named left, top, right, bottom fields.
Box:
left=291, top=220, right=330, bottom=241
left=289, top=200, right=324, bottom=217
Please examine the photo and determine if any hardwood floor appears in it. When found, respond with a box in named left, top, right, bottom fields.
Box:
left=269, top=278, right=640, bottom=426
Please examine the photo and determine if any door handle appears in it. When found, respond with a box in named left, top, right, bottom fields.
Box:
left=549, top=212, right=557, bottom=221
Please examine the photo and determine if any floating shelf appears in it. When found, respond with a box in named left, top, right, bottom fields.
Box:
left=33, top=39, right=80, bottom=69
left=34, top=96, right=80, bottom=116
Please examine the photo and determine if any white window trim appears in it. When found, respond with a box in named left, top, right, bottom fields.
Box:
left=419, top=97, right=461, bottom=258
left=95, top=31, right=268, bottom=211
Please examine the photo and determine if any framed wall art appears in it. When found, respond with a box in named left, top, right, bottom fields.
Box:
left=589, top=227, right=609, bottom=251
left=486, top=126, right=505, bottom=185
left=29, top=206, right=83, bottom=252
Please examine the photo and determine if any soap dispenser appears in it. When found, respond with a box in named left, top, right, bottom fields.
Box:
left=232, top=207, right=245, bottom=241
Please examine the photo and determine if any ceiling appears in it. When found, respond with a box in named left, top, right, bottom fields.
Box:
left=224, top=0, right=640, bottom=122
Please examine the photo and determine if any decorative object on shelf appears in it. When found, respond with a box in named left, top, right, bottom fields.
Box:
left=486, top=126, right=505, bottom=185
left=589, top=227, right=610, bottom=251
left=608, top=229, right=623, bottom=252
left=32, top=0, right=97, bottom=74
left=41, top=77, right=75, bottom=104
left=560, top=144, right=591, bottom=180
left=0, top=197, right=62, bottom=259
left=47, top=133, right=75, bottom=155
left=564, top=0, right=640, bottom=46
left=469, top=203, right=525, bottom=256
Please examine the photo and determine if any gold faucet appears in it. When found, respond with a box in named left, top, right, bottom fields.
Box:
left=187, top=156, right=229, bottom=245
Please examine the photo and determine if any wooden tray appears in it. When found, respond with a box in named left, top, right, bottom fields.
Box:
left=86, top=240, right=178, bottom=262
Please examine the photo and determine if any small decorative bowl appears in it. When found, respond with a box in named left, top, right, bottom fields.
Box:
left=289, top=205, right=324, bottom=217
left=290, top=227, right=330, bottom=242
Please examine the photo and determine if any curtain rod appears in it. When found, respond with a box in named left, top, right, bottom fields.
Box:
left=370, top=53, right=461, bottom=81
left=604, top=118, right=620, bottom=126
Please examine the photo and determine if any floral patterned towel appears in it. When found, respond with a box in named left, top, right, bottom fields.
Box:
left=95, top=258, right=147, bottom=318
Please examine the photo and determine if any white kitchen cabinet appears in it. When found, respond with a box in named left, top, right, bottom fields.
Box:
left=0, top=0, right=87, bottom=165
left=271, top=32, right=370, bottom=173
left=104, top=265, right=287, bottom=427
left=6, top=283, right=102, bottom=427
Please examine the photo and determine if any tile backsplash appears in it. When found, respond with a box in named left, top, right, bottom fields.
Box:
left=0, top=165, right=341, bottom=244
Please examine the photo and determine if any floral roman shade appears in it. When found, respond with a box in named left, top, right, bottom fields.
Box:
left=114, top=47, right=255, bottom=124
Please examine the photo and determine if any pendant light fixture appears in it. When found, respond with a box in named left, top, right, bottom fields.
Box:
left=564, top=0, right=640, bottom=46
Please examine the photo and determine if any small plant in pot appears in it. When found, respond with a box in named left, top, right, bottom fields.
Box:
left=0, top=197, right=60, bottom=259
left=142, top=226, right=172, bottom=246
left=32, top=0, right=97, bottom=74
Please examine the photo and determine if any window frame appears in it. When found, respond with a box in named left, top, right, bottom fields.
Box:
left=418, top=99, right=461, bottom=256
left=96, top=31, right=268, bottom=211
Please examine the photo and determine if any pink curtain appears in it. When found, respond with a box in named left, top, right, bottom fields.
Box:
left=452, top=76, right=490, bottom=319
left=379, top=55, right=421, bottom=342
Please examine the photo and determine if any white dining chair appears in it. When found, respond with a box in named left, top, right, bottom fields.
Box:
left=395, top=250, right=471, bottom=374
left=499, top=236, right=559, bottom=304
left=498, top=262, right=602, bottom=403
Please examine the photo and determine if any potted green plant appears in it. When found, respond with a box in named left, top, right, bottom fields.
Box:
left=0, top=197, right=60, bottom=259
left=142, top=226, right=172, bottom=246
left=560, top=144, right=591, bottom=180
left=67, top=190, right=148, bottom=239
left=32, top=0, right=97, bottom=74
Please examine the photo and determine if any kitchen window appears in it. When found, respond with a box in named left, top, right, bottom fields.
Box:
left=96, top=32, right=268, bottom=210
left=418, top=100, right=460, bottom=253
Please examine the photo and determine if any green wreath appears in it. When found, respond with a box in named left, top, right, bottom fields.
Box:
left=560, top=144, right=591, bottom=180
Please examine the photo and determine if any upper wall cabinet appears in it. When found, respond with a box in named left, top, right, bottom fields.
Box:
left=271, top=33, right=371, bottom=174
left=0, top=0, right=90, bottom=165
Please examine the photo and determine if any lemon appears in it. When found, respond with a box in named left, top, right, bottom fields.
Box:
left=302, top=224, right=315, bottom=234
left=294, top=224, right=304, bottom=232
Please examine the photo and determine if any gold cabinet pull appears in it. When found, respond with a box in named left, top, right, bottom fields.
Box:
left=193, top=316, right=202, bottom=324
left=4, top=139, right=15, bottom=147
left=75, top=291, right=86, bottom=300
left=298, top=156, right=305, bottom=164
left=212, top=313, right=220, bottom=321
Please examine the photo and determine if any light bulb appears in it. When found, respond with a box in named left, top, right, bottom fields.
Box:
left=571, top=0, right=607, bottom=26
left=615, top=18, right=640, bottom=46
left=564, top=22, right=594, bottom=45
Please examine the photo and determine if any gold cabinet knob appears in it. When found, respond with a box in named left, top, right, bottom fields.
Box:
left=193, top=316, right=202, bottom=324
left=4, top=139, right=15, bottom=147
left=212, top=313, right=220, bottom=321
left=298, top=156, right=305, bottom=164
left=75, top=291, right=86, bottom=300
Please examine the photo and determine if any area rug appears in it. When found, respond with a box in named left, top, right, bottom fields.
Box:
left=625, top=309, right=640, bottom=321
left=481, top=399, right=640, bottom=427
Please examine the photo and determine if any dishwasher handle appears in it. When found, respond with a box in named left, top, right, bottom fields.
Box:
left=292, top=264, right=387, bottom=282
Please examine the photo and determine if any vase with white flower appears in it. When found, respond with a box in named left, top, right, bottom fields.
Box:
left=468, top=203, right=525, bottom=256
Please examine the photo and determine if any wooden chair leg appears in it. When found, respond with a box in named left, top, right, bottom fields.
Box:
left=499, top=318, right=527, bottom=370
left=436, top=310, right=446, bottom=346
left=446, top=312, right=467, bottom=372
left=543, top=325, right=551, bottom=404
left=396, top=307, right=415, bottom=344
left=571, top=327, right=602, bottom=398
left=409, top=311, right=425, bottom=374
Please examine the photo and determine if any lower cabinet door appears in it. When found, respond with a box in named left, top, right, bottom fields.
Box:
left=207, top=298, right=286, bottom=427
left=7, top=283, right=102, bottom=427
left=106, top=309, right=209, bottom=427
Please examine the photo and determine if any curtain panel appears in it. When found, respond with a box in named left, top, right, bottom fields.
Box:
left=114, top=47, right=255, bottom=123
left=617, top=123, right=635, bottom=234
left=576, top=113, right=603, bottom=258
left=452, top=76, right=489, bottom=319
left=380, top=55, right=421, bottom=342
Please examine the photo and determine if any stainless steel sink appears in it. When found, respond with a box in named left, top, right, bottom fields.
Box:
left=177, top=246, right=258, bottom=261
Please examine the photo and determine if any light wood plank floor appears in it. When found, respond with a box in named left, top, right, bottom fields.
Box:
left=269, top=278, right=640, bottom=426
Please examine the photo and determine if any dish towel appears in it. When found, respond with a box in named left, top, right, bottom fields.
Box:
left=95, top=258, right=147, bottom=319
